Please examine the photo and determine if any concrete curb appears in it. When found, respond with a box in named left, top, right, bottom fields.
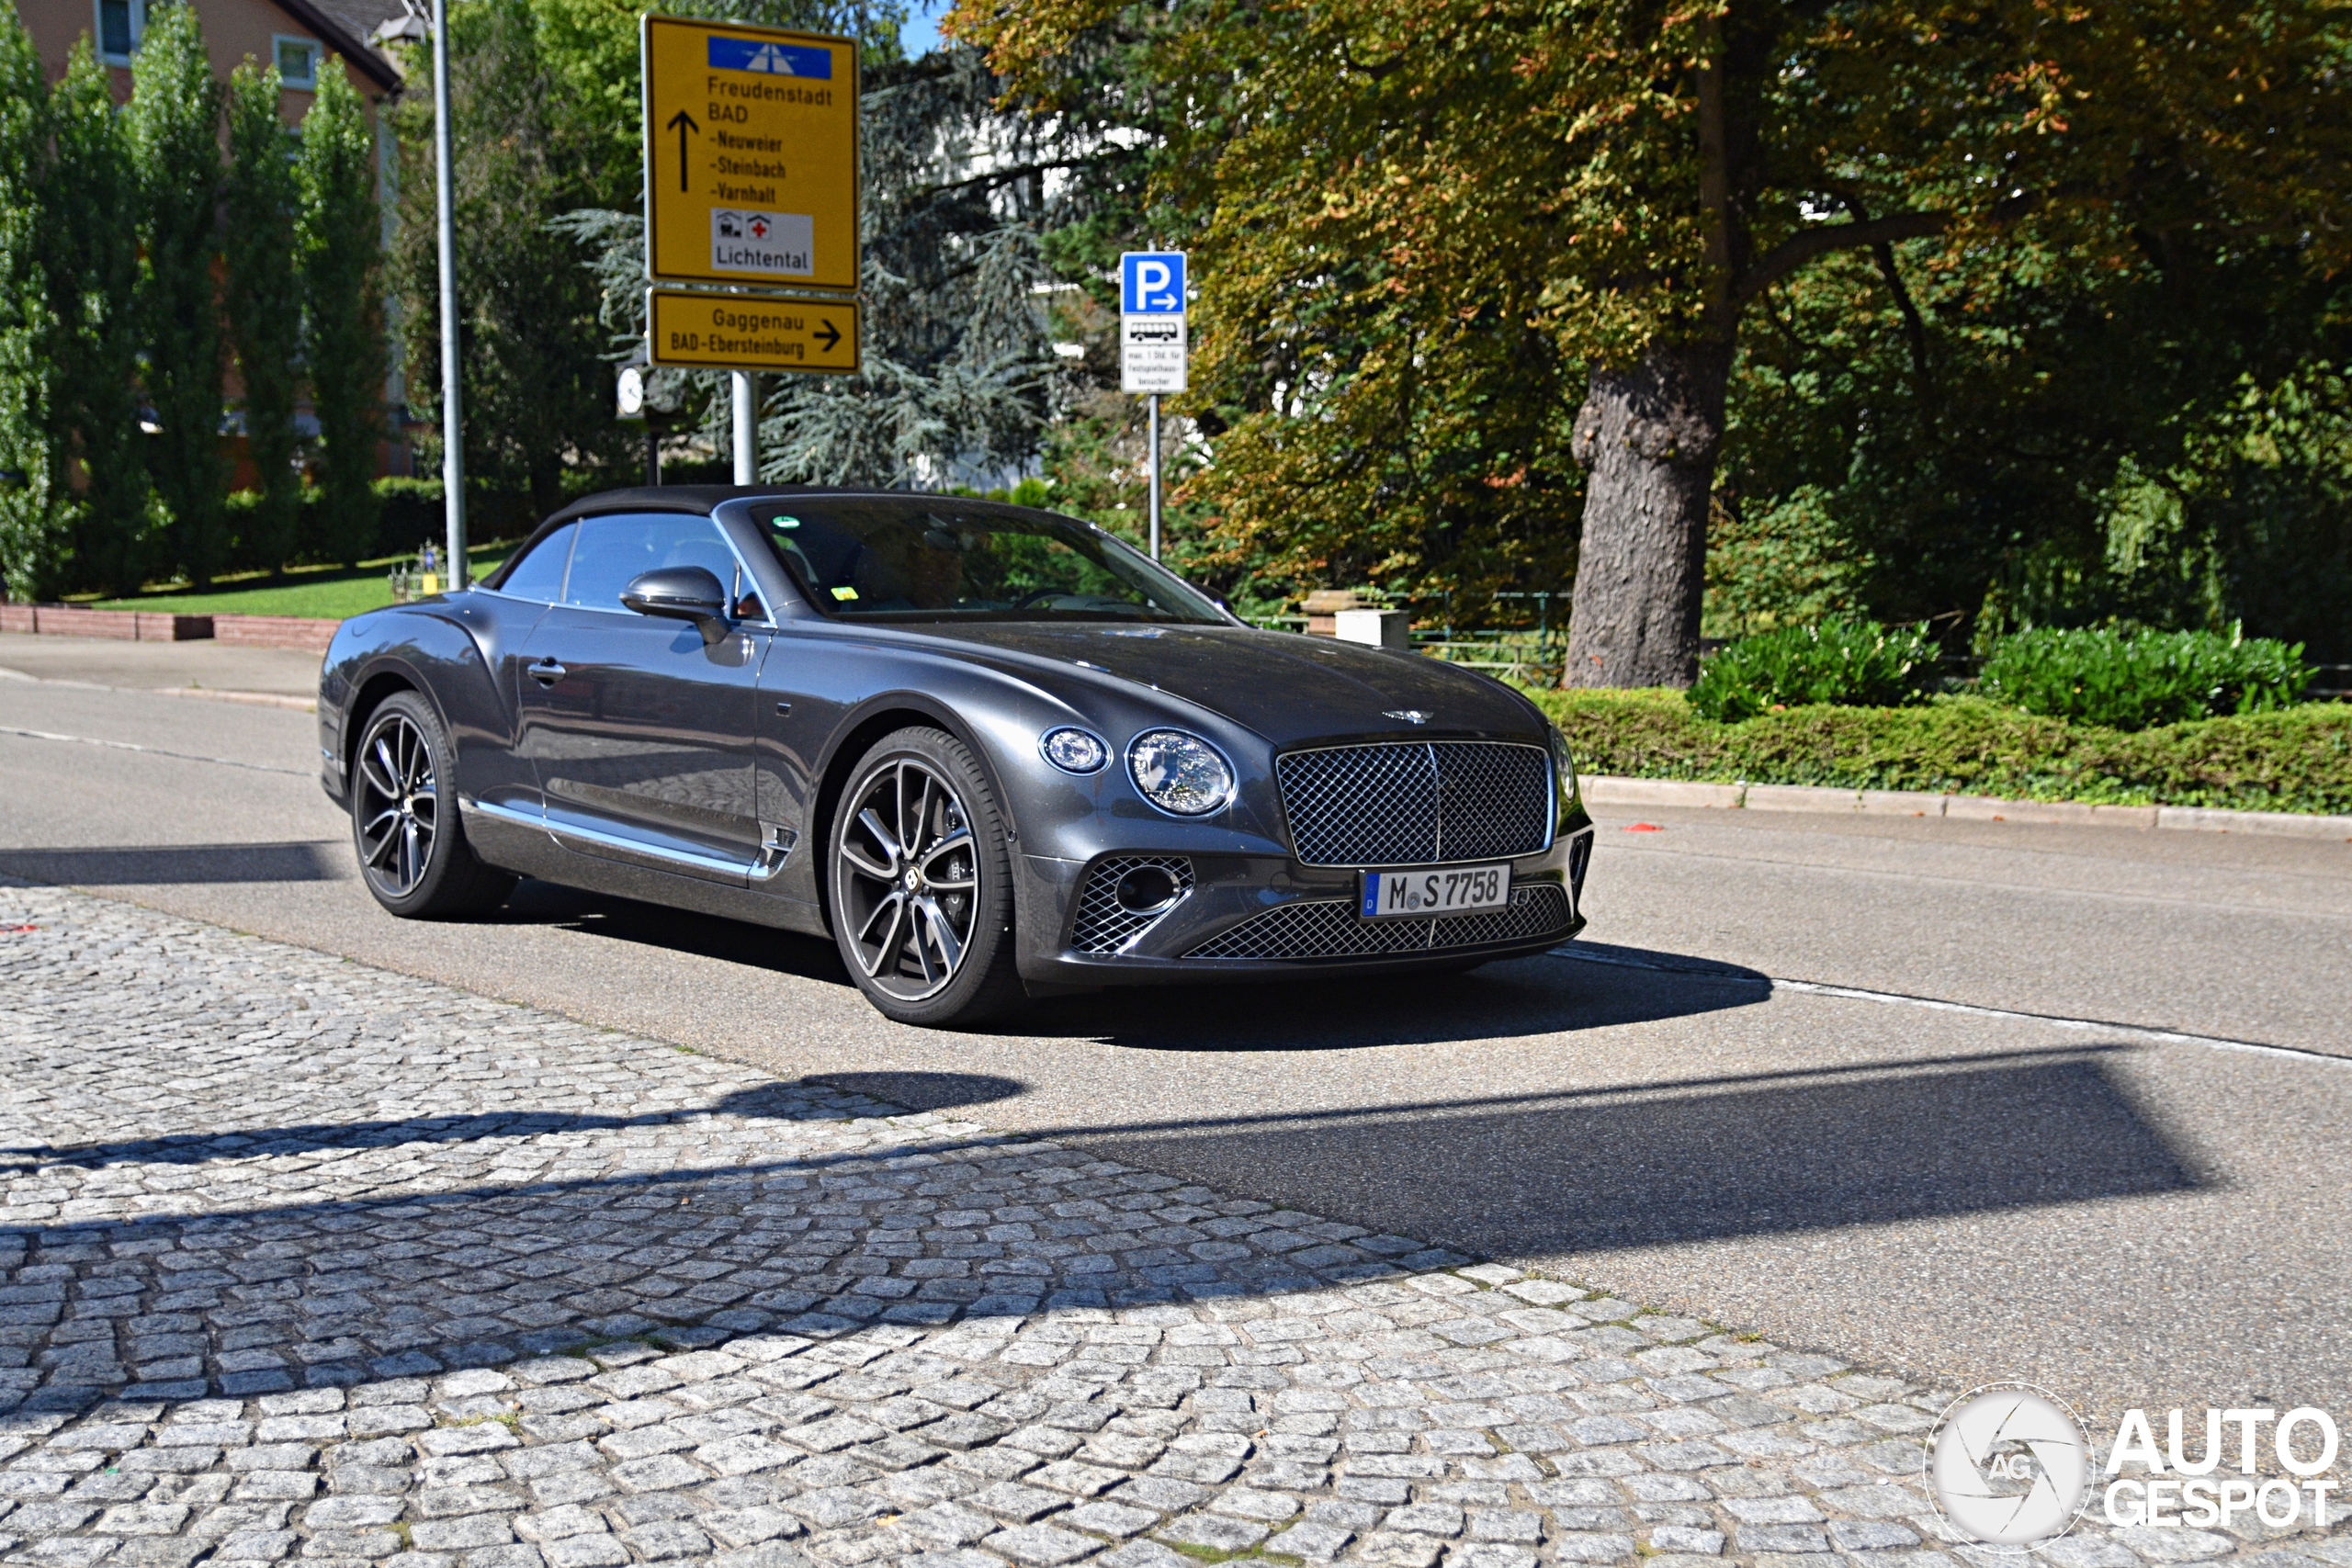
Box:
left=149, top=686, right=317, bottom=713
left=1584, top=774, right=2352, bottom=840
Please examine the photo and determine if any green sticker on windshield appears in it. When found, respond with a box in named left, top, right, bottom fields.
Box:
left=831, top=585, right=858, bottom=601
left=773, top=516, right=799, bottom=529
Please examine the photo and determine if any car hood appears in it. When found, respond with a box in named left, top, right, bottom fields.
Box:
left=877, top=621, right=1545, bottom=746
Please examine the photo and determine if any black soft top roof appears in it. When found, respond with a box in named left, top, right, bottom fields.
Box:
left=539, top=485, right=910, bottom=525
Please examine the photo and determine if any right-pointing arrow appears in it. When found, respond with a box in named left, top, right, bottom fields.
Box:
left=814, top=318, right=842, bottom=354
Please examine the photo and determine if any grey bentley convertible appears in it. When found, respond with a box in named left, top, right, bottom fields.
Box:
left=318, top=488, right=1595, bottom=1025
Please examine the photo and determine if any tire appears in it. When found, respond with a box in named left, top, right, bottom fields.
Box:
left=349, top=691, right=517, bottom=919
left=828, top=726, right=1023, bottom=1027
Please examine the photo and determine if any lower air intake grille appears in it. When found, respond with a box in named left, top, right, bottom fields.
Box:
left=1070, top=856, right=1194, bottom=954
left=1183, top=883, right=1571, bottom=961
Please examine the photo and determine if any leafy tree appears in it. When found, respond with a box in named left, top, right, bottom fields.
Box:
left=756, top=44, right=1059, bottom=487
left=1717, top=167, right=2352, bottom=658
left=299, top=62, right=385, bottom=567
left=223, top=61, right=304, bottom=578
left=40, top=40, right=151, bottom=598
left=963, top=0, right=2352, bottom=685
left=387, top=0, right=644, bottom=528
left=128, top=0, right=228, bottom=588
left=0, top=12, right=62, bottom=602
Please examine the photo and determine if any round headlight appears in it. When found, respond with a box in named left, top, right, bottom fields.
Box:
left=1549, top=725, right=1581, bottom=820
left=1127, top=729, right=1235, bottom=816
left=1039, top=727, right=1108, bottom=774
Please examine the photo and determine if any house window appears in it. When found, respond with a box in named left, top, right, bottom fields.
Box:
left=274, top=36, right=320, bottom=88
left=96, top=0, right=145, bottom=63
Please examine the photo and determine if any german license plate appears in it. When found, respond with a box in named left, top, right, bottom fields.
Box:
left=1358, top=863, right=1512, bottom=920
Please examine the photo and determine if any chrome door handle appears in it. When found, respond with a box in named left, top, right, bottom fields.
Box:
left=526, top=660, right=566, bottom=686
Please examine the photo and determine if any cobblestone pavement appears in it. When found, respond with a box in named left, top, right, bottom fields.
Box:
left=1, top=883, right=2344, bottom=1568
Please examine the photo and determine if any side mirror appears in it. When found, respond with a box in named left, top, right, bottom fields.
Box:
left=620, top=566, right=729, bottom=624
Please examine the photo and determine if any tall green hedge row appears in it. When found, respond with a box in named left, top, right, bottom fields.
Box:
left=1532, top=688, right=2352, bottom=816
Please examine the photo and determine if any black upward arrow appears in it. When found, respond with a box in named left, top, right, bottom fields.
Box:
left=666, top=108, right=698, bottom=193
left=814, top=318, right=842, bottom=354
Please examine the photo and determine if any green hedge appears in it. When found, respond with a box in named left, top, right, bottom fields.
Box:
left=1977, top=626, right=2313, bottom=730
left=1529, top=688, right=2352, bottom=816
left=1688, top=619, right=1939, bottom=721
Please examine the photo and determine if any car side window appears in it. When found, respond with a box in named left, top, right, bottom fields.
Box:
left=494, top=523, right=576, bottom=603
left=562, top=513, right=738, bottom=612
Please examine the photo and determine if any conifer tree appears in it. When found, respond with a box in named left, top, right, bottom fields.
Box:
left=40, top=39, right=150, bottom=598
left=300, top=63, right=384, bottom=568
left=0, top=11, right=62, bottom=601
left=128, top=1, right=227, bottom=587
left=223, top=62, right=304, bottom=578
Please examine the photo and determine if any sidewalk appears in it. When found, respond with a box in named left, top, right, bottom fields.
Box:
left=0, top=633, right=321, bottom=703
left=1, top=882, right=2343, bottom=1568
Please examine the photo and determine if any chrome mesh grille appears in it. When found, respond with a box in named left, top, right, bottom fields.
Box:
left=1069, top=856, right=1193, bottom=954
left=1276, top=741, right=1551, bottom=866
left=1277, top=745, right=1441, bottom=865
left=1184, top=884, right=1571, bottom=960
left=1431, top=743, right=1555, bottom=862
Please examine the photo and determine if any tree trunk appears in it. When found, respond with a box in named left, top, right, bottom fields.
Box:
left=1562, top=338, right=1733, bottom=688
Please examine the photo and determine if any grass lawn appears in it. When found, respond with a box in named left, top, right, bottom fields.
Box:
left=89, top=545, right=516, bottom=621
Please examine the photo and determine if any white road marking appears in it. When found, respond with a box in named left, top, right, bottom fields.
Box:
left=1549, top=943, right=2350, bottom=1066
left=0, top=725, right=310, bottom=777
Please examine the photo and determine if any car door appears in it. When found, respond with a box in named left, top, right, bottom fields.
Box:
left=515, top=511, right=767, bottom=884
left=457, top=521, right=575, bottom=824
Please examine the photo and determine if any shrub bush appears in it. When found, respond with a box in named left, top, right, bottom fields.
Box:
left=1687, top=619, right=1939, bottom=722
left=1978, top=626, right=2314, bottom=730
left=1530, top=688, right=2352, bottom=815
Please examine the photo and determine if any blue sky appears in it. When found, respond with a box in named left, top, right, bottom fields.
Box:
left=900, top=0, right=948, bottom=56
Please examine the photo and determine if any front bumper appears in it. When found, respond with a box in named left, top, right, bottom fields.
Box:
left=1012, top=818, right=1594, bottom=987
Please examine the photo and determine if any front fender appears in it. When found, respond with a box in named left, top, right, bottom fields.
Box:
left=321, top=603, right=524, bottom=815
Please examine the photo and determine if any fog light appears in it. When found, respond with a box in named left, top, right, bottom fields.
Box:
left=1114, top=864, right=1181, bottom=913
left=1040, top=727, right=1108, bottom=773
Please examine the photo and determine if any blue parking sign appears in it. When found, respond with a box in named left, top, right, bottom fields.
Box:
left=1121, top=252, right=1186, bottom=314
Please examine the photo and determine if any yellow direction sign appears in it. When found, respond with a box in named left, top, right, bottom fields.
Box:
left=647, top=288, right=860, bottom=375
left=641, top=15, right=859, bottom=293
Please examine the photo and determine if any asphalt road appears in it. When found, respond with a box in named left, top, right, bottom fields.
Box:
left=4, top=636, right=2348, bottom=1430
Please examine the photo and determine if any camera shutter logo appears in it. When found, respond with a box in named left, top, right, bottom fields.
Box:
left=1928, top=1384, right=2090, bottom=1548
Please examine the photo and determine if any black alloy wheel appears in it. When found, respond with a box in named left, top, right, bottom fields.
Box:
left=830, top=727, right=1022, bottom=1026
left=349, top=692, right=516, bottom=919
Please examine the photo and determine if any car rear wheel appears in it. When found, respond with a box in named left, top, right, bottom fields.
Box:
left=829, top=727, right=1022, bottom=1027
left=350, top=692, right=516, bottom=919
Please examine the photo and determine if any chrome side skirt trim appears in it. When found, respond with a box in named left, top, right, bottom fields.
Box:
left=547, top=813, right=751, bottom=886
left=465, top=797, right=550, bottom=834
left=467, top=796, right=798, bottom=892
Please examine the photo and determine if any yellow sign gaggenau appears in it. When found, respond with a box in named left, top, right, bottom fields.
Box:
left=647, top=288, right=860, bottom=374
left=641, top=15, right=859, bottom=294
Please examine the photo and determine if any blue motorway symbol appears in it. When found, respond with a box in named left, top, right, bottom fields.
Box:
left=707, top=36, right=832, bottom=77
left=1121, top=252, right=1186, bottom=314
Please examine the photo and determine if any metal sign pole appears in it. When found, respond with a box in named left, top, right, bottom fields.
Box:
left=1148, top=393, right=1160, bottom=561
left=432, top=0, right=466, bottom=588
left=731, top=371, right=754, bottom=484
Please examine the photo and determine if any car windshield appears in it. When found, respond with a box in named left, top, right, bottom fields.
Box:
left=750, top=499, right=1228, bottom=625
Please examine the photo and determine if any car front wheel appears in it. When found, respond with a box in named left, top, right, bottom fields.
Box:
left=829, top=726, right=1023, bottom=1027
left=349, top=691, right=516, bottom=919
